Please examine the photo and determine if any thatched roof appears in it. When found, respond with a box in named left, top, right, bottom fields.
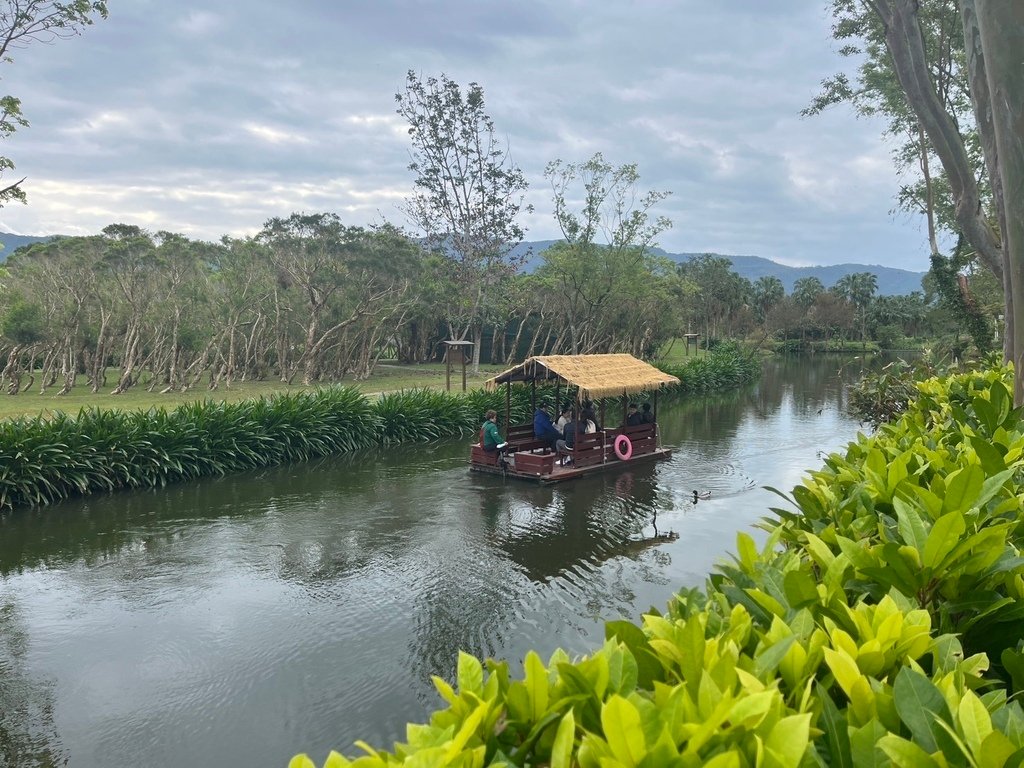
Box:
left=485, top=354, right=680, bottom=400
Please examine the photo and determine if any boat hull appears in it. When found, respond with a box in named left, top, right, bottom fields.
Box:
left=470, top=445, right=672, bottom=484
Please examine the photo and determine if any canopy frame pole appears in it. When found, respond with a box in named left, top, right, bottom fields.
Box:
left=654, top=389, right=660, bottom=447
left=505, top=382, right=511, bottom=430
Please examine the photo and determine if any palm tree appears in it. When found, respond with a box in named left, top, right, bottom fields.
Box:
left=834, top=272, right=878, bottom=341
left=792, top=276, right=824, bottom=310
left=752, top=276, right=785, bottom=324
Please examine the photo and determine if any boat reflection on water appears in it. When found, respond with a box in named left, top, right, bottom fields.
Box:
left=477, top=462, right=679, bottom=585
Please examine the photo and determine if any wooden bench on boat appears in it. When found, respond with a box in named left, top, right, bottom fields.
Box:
left=469, top=354, right=679, bottom=484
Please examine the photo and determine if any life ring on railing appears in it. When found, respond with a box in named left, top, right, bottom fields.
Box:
left=613, top=434, right=633, bottom=461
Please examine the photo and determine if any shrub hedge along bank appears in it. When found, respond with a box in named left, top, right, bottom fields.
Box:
left=291, top=365, right=1024, bottom=767
left=0, top=345, right=760, bottom=511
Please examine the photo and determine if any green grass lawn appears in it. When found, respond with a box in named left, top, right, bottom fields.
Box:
left=0, top=362, right=509, bottom=420
left=0, top=343, right=705, bottom=421
left=654, top=338, right=707, bottom=366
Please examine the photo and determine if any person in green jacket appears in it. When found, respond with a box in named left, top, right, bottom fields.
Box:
left=480, top=410, right=508, bottom=453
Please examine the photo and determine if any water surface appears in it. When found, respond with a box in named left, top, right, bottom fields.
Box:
left=0, top=355, right=869, bottom=767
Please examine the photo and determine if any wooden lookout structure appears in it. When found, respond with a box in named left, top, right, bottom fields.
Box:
left=441, top=339, right=475, bottom=392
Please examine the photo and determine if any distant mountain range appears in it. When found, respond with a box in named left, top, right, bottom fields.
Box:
left=0, top=231, right=53, bottom=260
left=0, top=232, right=927, bottom=296
left=512, top=240, right=927, bottom=297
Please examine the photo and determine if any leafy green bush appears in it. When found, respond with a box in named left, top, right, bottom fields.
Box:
left=873, top=324, right=901, bottom=350
left=659, top=342, right=761, bottom=395
left=291, top=364, right=1024, bottom=767
left=774, top=338, right=804, bottom=355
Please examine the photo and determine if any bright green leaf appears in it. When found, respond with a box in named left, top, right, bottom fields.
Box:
left=877, top=734, right=941, bottom=768
left=958, top=690, right=992, bottom=756
left=602, top=695, right=646, bottom=768
left=457, top=651, right=484, bottom=698
left=550, top=710, right=576, bottom=768
left=893, top=496, right=928, bottom=552
left=942, top=464, right=984, bottom=513
left=765, top=714, right=811, bottom=768
left=524, top=651, right=549, bottom=721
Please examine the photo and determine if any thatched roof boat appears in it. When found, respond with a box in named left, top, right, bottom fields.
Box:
left=472, top=354, right=677, bottom=484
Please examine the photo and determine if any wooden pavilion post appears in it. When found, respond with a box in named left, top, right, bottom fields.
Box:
left=445, top=349, right=451, bottom=392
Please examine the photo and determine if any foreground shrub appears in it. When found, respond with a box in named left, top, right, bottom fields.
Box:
left=292, top=364, right=1024, bottom=767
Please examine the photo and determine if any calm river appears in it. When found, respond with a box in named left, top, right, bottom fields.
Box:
left=0, top=355, right=870, bottom=767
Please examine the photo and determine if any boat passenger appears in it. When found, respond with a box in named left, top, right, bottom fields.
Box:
left=533, top=401, right=561, bottom=450
left=555, top=404, right=573, bottom=433
left=556, top=415, right=580, bottom=465
left=625, top=403, right=643, bottom=427
left=640, top=402, right=655, bottom=424
left=561, top=417, right=577, bottom=454
left=480, top=410, right=508, bottom=453
left=582, top=400, right=601, bottom=431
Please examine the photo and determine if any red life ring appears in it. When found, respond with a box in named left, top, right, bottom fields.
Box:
left=613, top=434, right=633, bottom=461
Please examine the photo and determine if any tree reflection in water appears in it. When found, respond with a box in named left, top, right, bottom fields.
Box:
left=0, top=599, right=67, bottom=767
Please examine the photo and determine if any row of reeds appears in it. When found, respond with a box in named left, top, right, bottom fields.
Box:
left=0, top=347, right=760, bottom=511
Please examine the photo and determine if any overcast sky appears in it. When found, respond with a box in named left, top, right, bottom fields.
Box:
left=0, top=1, right=933, bottom=271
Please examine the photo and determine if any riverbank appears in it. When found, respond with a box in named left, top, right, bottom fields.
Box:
left=293, top=363, right=1024, bottom=767
left=0, top=347, right=749, bottom=512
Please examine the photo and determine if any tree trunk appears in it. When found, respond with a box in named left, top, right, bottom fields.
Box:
left=507, top=311, right=532, bottom=365
left=959, top=0, right=1013, bottom=361
left=974, top=0, right=1024, bottom=402
left=878, top=0, right=1004, bottom=280
left=471, top=324, right=482, bottom=374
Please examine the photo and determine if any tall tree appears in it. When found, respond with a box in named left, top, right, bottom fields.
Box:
left=815, top=0, right=1024, bottom=399
left=676, top=255, right=752, bottom=342
left=973, top=0, right=1024, bottom=386
left=0, top=1, right=108, bottom=207
left=395, top=71, right=530, bottom=370
left=540, top=153, right=672, bottom=354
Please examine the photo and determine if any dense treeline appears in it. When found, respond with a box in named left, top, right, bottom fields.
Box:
left=0, top=213, right=990, bottom=402
left=293, top=365, right=1024, bottom=767
left=0, top=218, right=701, bottom=395
left=0, top=345, right=759, bottom=511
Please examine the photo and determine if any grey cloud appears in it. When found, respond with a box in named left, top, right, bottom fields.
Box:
left=0, top=1, right=934, bottom=271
